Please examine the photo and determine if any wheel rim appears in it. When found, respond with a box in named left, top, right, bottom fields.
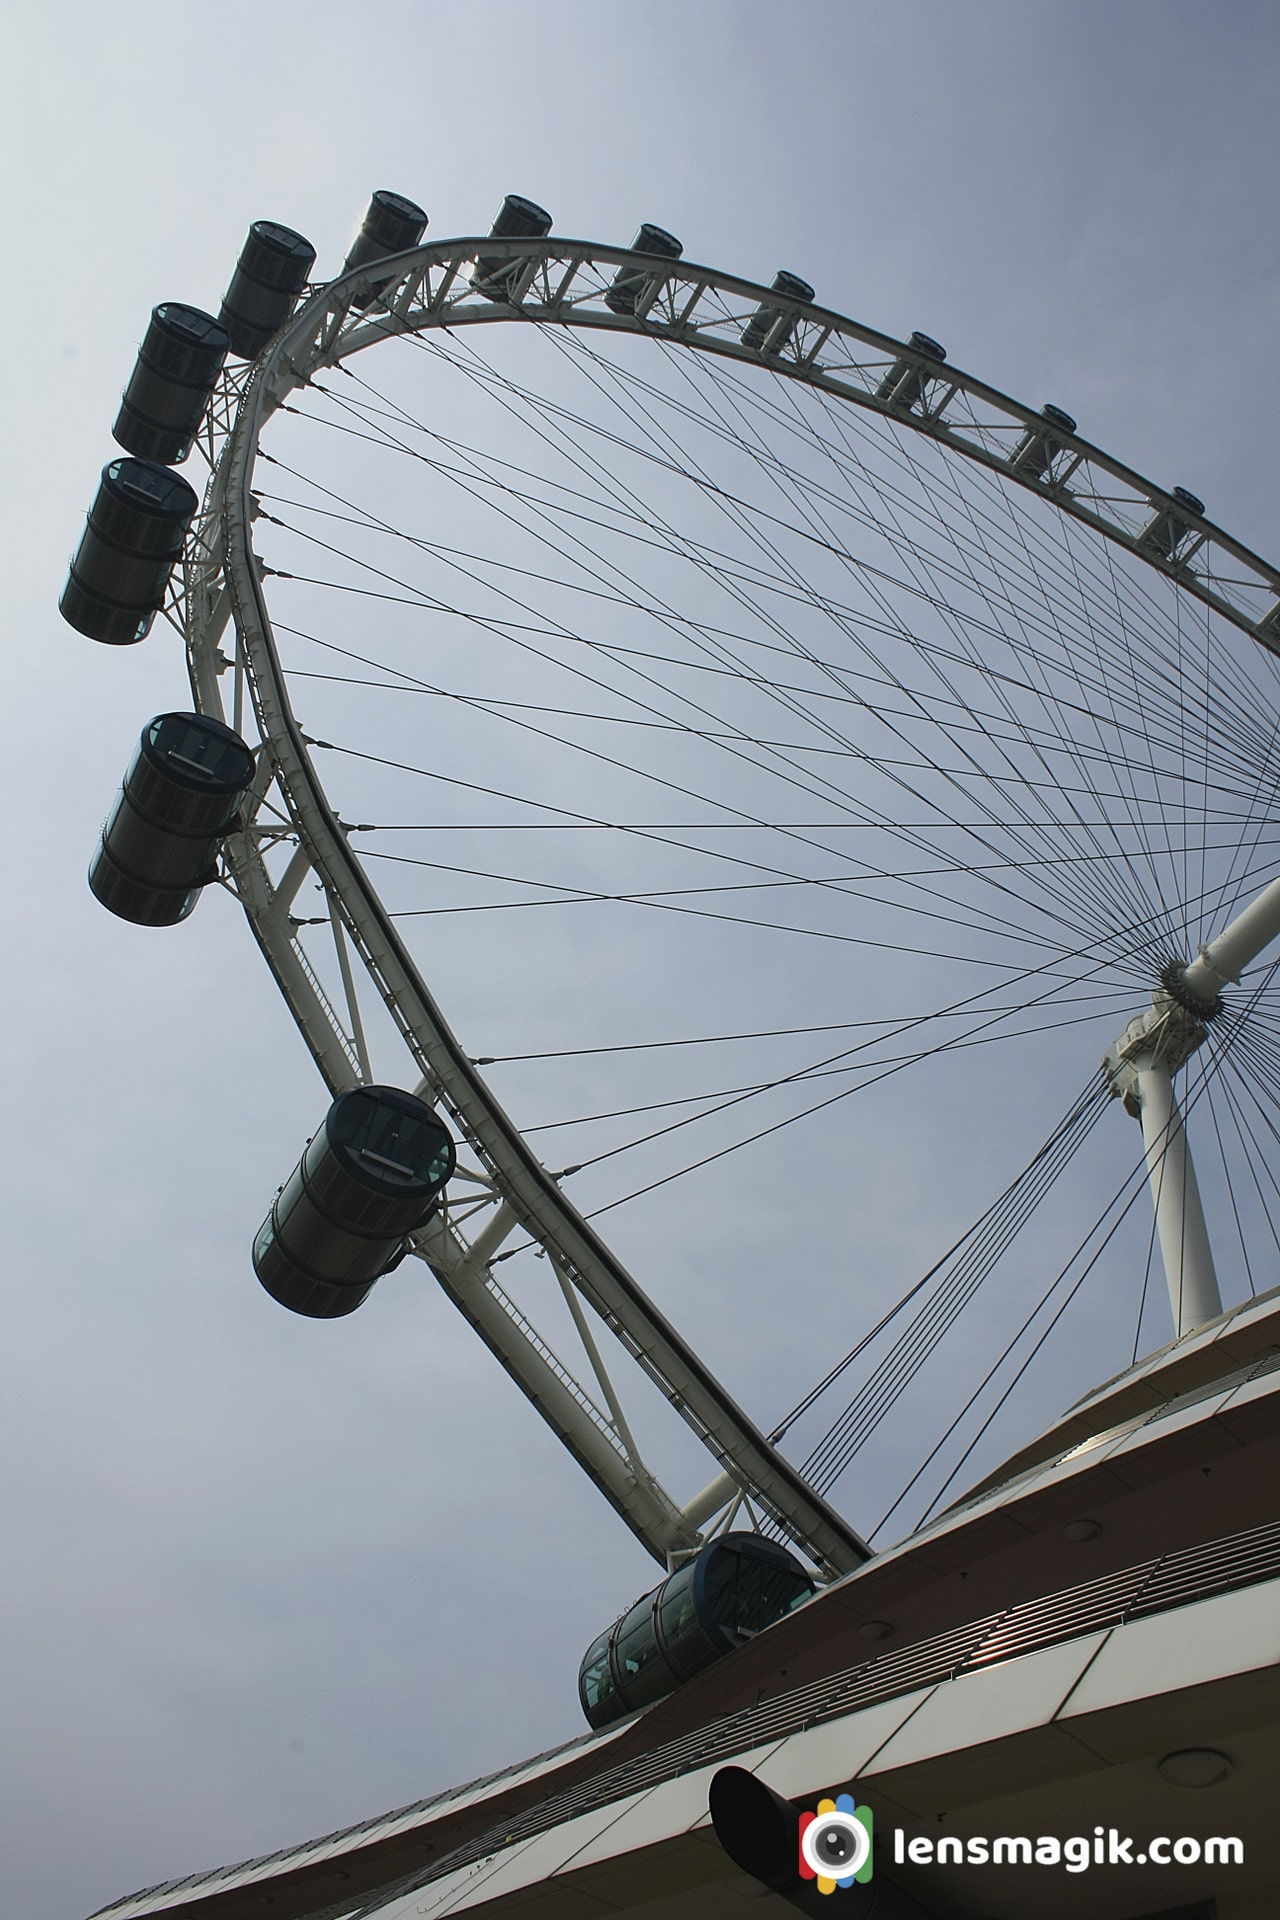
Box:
left=177, top=236, right=1280, bottom=1564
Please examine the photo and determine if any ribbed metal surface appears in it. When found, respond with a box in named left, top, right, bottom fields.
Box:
left=1138, top=1347, right=1280, bottom=1426
left=832, top=1616, right=1004, bottom=1706
left=966, top=1565, right=1153, bottom=1669
left=91, top=1508, right=1280, bottom=1919
left=377, top=1514, right=1280, bottom=1912
left=87, top=1735, right=601, bottom=1919
left=1131, top=1517, right=1280, bottom=1617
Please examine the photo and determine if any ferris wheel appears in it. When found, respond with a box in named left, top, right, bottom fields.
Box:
left=63, top=195, right=1280, bottom=1671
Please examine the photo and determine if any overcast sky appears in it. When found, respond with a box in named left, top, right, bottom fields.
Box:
left=2, top=5, right=1278, bottom=1918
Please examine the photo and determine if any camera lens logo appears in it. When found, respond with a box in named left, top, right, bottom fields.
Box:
left=798, top=1792, right=873, bottom=1894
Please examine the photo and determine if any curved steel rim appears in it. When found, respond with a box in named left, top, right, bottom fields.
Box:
left=182, top=236, right=1279, bottom=1578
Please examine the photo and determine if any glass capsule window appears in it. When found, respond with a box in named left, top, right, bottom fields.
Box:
left=256, top=221, right=310, bottom=255
left=578, top=1632, right=616, bottom=1719
left=612, top=1593, right=670, bottom=1708
left=109, top=459, right=172, bottom=507
left=148, top=714, right=255, bottom=791
left=579, top=1534, right=816, bottom=1730
left=656, top=1561, right=708, bottom=1678
left=327, top=1090, right=454, bottom=1192
left=702, top=1542, right=814, bottom=1646
left=156, top=303, right=223, bottom=348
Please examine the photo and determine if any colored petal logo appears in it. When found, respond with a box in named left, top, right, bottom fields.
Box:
left=798, top=1791, right=873, bottom=1892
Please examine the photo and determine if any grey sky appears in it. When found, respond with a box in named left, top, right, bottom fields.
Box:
left=2, top=5, right=1278, bottom=1918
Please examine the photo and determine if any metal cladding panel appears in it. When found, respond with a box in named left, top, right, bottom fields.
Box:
left=85, top=1513, right=1280, bottom=1919
left=1057, top=1574, right=1280, bottom=1725
left=964, top=1565, right=1155, bottom=1669
left=864, top=1631, right=1111, bottom=1780
left=1131, top=1518, right=1280, bottom=1616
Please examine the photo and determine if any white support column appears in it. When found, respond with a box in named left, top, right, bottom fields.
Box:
left=1105, top=870, right=1280, bottom=1343
left=551, top=1253, right=649, bottom=1472
left=679, top=1468, right=739, bottom=1533
left=326, top=892, right=373, bottom=1083
left=1135, top=1060, right=1222, bottom=1337
left=1181, top=873, right=1280, bottom=1009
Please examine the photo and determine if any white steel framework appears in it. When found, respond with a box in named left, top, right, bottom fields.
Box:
left=170, top=234, right=1280, bottom=1577
left=1103, top=873, right=1280, bottom=1336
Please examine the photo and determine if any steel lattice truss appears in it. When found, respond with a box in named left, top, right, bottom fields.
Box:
left=166, top=237, right=1280, bottom=1581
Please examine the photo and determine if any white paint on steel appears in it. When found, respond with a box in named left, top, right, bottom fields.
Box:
left=1135, top=1062, right=1223, bottom=1337
left=1182, top=874, right=1280, bottom=1009
left=679, top=1469, right=741, bottom=1533
left=188, top=255, right=877, bottom=1579
left=320, top=237, right=1280, bottom=645
left=179, top=234, right=1280, bottom=1574
left=1104, top=867, right=1280, bottom=1337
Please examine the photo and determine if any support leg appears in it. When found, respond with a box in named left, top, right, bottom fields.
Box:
left=1136, top=1060, right=1222, bottom=1337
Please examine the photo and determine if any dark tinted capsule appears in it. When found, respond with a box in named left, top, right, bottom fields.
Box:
left=604, top=224, right=683, bottom=317
left=579, top=1533, right=815, bottom=1730
left=219, top=220, right=316, bottom=360
left=740, top=271, right=815, bottom=355
left=874, top=330, right=947, bottom=409
left=113, top=303, right=230, bottom=465
left=59, top=459, right=198, bottom=645
left=1139, top=486, right=1207, bottom=561
left=343, top=189, right=428, bottom=310
left=253, top=1086, right=456, bottom=1319
left=89, top=712, right=255, bottom=926
left=472, top=194, right=552, bottom=303
left=1009, top=402, right=1079, bottom=481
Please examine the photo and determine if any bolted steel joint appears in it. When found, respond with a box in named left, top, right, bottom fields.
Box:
left=1159, top=956, right=1223, bottom=1022
left=1102, top=987, right=1208, bottom=1114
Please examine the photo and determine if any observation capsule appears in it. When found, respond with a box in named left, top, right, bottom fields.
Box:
left=342, top=189, right=428, bottom=310
left=89, top=712, right=255, bottom=926
left=254, top=1086, right=456, bottom=1320
left=1008, top=402, right=1078, bottom=482
left=113, top=303, right=230, bottom=465
left=578, top=1533, right=815, bottom=1730
left=740, top=270, right=814, bottom=355
left=874, top=329, right=947, bottom=410
left=604, top=223, right=683, bottom=317
left=219, top=220, right=317, bottom=360
left=1138, top=485, right=1206, bottom=562
left=471, top=193, right=552, bottom=303
left=59, top=458, right=198, bottom=645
